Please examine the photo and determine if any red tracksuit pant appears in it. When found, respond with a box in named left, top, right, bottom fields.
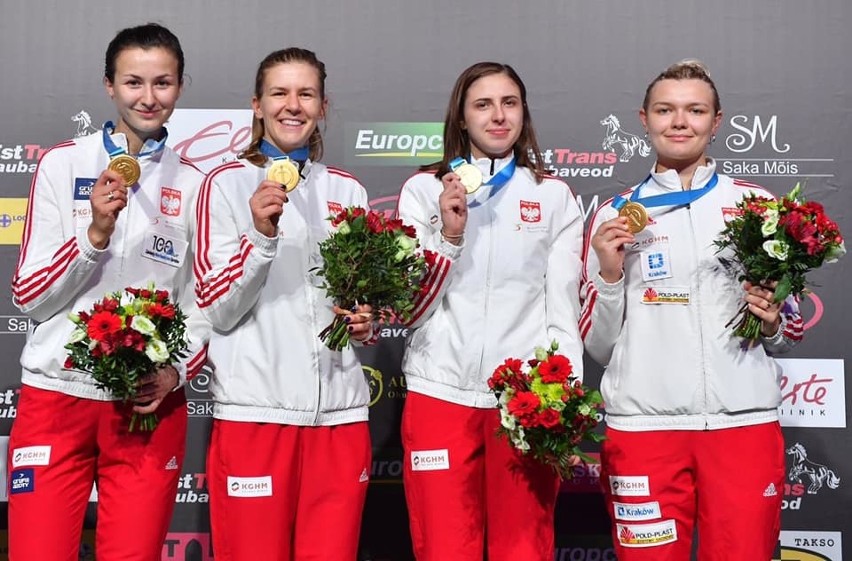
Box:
left=8, top=384, right=186, bottom=561
left=402, top=392, right=561, bottom=561
left=207, top=419, right=371, bottom=561
left=600, top=423, right=784, bottom=561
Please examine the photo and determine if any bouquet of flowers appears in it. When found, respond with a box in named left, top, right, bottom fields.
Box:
left=487, top=341, right=605, bottom=479
left=64, top=284, right=189, bottom=431
left=314, top=207, right=432, bottom=351
left=715, top=183, right=844, bottom=341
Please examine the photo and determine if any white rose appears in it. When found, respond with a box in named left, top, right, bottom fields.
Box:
left=145, top=338, right=170, bottom=363
left=761, top=209, right=779, bottom=236
left=131, top=316, right=157, bottom=336
left=500, top=407, right=516, bottom=430
left=337, top=221, right=351, bottom=235
left=763, top=239, right=789, bottom=261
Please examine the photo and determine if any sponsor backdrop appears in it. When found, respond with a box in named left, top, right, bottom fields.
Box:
left=1, top=1, right=849, bottom=559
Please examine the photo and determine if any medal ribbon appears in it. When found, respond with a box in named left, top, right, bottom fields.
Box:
left=450, top=156, right=517, bottom=209
left=612, top=172, right=719, bottom=211
left=259, top=139, right=309, bottom=162
left=102, top=121, right=167, bottom=159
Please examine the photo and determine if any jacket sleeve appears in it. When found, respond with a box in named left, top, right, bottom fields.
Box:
left=545, top=185, right=586, bottom=381
left=170, top=174, right=210, bottom=388
left=194, top=172, right=277, bottom=332
left=760, top=294, right=803, bottom=354
left=396, top=176, right=463, bottom=329
left=12, top=149, right=106, bottom=322
left=578, top=204, right=626, bottom=367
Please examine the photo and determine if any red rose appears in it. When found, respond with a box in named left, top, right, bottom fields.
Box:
left=538, top=408, right=563, bottom=429
left=507, top=391, right=540, bottom=418
left=366, top=212, right=385, bottom=234
left=87, top=311, right=122, bottom=341
left=154, top=290, right=169, bottom=302
left=350, top=207, right=366, bottom=219
left=402, top=225, right=416, bottom=238
left=63, top=357, right=74, bottom=369
left=538, top=355, right=573, bottom=384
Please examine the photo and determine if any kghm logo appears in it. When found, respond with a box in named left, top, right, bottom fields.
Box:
left=345, top=122, right=443, bottom=166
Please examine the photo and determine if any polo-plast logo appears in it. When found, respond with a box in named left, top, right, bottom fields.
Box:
left=616, top=520, right=677, bottom=548
left=345, top=122, right=443, bottom=166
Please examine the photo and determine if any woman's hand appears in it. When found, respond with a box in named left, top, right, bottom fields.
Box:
left=332, top=304, right=374, bottom=342
left=250, top=180, right=289, bottom=238
left=743, top=280, right=782, bottom=336
left=133, top=365, right=179, bottom=414
left=591, top=217, right=635, bottom=283
left=88, top=169, right=128, bottom=249
left=438, top=172, right=467, bottom=245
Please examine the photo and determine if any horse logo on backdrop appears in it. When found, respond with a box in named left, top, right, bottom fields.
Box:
left=72, top=110, right=99, bottom=138
left=786, top=442, right=840, bottom=495
left=601, top=114, right=651, bottom=163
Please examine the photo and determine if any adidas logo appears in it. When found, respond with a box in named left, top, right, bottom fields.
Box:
left=359, top=468, right=369, bottom=483
left=165, top=456, right=179, bottom=471
left=763, top=482, right=777, bottom=497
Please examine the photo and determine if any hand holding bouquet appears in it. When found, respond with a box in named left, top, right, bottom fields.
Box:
left=715, top=183, right=844, bottom=341
left=65, top=284, right=189, bottom=431
left=488, top=341, right=605, bottom=479
left=315, top=207, right=432, bottom=351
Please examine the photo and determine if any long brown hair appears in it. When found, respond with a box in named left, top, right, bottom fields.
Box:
left=239, top=48, right=327, bottom=166
left=423, top=62, right=546, bottom=183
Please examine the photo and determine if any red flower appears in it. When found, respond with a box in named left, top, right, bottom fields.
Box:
left=538, top=355, right=573, bottom=384
left=122, top=329, right=146, bottom=352
left=538, top=408, right=563, bottom=429
left=63, top=357, right=74, bottom=369
left=507, top=391, right=540, bottom=418
left=147, top=302, right=176, bottom=320
left=488, top=358, right=523, bottom=390
left=402, top=225, right=416, bottom=238
left=366, top=212, right=386, bottom=234
left=154, top=290, right=169, bottom=302
left=87, top=311, right=122, bottom=341
left=349, top=207, right=366, bottom=219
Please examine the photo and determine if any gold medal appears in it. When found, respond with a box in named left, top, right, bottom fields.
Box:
left=619, top=201, right=648, bottom=233
left=454, top=163, right=483, bottom=194
left=267, top=159, right=300, bottom=192
left=108, top=154, right=141, bottom=185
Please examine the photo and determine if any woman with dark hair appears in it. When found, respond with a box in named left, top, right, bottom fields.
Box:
left=9, top=23, right=208, bottom=560
left=396, top=61, right=585, bottom=560
left=195, top=48, right=375, bottom=560
left=581, top=60, right=802, bottom=560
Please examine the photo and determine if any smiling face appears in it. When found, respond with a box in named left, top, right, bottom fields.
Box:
left=461, top=72, right=524, bottom=160
left=251, top=61, right=327, bottom=154
left=640, top=78, right=722, bottom=173
left=104, top=46, right=182, bottom=151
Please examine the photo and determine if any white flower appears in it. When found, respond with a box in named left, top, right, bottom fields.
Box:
left=337, top=221, right=351, bottom=235
left=68, top=312, right=81, bottom=324
left=826, top=240, right=846, bottom=264
left=500, top=407, right=516, bottom=430
left=68, top=327, right=87, bottom=344
left=145, top=338, right=170, bottom=363
left=131, top=316, right=157, bottom=336
left=578, top=404, right=591, bottom=416
left=511, top=427, right=530, bottom=452
left=763, top=239, right=789, bottom=261
left=761, top=209, right=779, bottom=236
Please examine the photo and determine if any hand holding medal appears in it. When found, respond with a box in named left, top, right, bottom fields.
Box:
left=618, top=201, right=648, bottom=233
left=439, top=168, right=468, bottom=245
left=449, top=157, right=483, bottom=194
left=107, top=154, right=141, bottom=186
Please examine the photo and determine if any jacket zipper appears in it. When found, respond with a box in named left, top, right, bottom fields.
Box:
left=686, top=203, right=710, bottom=430
left=476, top=208, right=495, bottom=378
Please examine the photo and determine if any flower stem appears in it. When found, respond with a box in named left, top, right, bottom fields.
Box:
left=318, top=315, right=351, bottom=352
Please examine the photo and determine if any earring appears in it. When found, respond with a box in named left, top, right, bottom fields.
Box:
left=643, top=131, right=649, bottom=140
left=711, top=134, right=717, bottom=144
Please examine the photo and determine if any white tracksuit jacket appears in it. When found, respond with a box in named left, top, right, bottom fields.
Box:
left=195, top=158, right=372, bottom=426
left=397, top=156, right=585, bottom=408
left=12, top=131, right=209, bottom=399
left=579, top=161, right=802, bottom=431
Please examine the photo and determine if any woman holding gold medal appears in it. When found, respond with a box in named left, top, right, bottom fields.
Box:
left=396, top=62, right=585, bottom=560
left=581, top=60, right=802, bottom=560
left=9, top=23, right=208, bottom=560
left=195, top=48, right=375, bottom=560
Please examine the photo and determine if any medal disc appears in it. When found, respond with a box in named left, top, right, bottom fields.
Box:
left=454, top=163, right=483, bottom=194
left=618, top=201, right=648, bottom=233
left=267, top=160, right=300, bottom=192
left=108, top=154, right=141, bottom=185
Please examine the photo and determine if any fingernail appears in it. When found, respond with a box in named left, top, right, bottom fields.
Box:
left=348, top=326, right=354, bottom=333
left=344, top=316, right=351, bottom=324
